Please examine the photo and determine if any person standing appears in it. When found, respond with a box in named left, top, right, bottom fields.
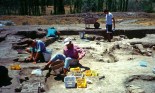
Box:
left=104, top=9, right=115, bottom=42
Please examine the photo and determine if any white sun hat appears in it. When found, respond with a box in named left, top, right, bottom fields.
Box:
left=64, top=38, right=72, bottom=45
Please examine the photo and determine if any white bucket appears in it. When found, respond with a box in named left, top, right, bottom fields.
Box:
left=79, top=31, right=85, bottom=39
left=64, top=76, right=76, bottom=88
left=43, top=50, right=52, bottom=62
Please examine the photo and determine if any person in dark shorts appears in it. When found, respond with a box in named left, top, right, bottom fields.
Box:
left=104, top=9, right=115, bottom=42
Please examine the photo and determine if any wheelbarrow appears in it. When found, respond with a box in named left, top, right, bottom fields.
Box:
left=84, top=14, right=100, bottom=29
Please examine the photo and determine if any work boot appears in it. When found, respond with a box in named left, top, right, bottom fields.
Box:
left=63, top=68, right=68, bottom=76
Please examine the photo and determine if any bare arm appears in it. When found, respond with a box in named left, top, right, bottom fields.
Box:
left=76, top=46, right=86, bottom=60
left=112, top=17, right=115, bottom=29
left=33, top=52, right=39, bottom=62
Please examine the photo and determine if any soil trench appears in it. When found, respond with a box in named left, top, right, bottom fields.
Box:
left=0, top=27, right=155, bottom=93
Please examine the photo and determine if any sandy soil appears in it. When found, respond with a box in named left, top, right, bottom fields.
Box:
left=44, top=35, right=155, bottom=93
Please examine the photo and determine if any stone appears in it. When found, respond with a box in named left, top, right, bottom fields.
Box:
left=134, top=44, right=146, bottom=54
left=127, top=85, right=145, bottom=93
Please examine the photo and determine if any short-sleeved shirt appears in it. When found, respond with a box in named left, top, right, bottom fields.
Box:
left=46, top=28, right=57, bottom=37
left=105, top=12, right=113, bottom=25
left=63, top=45, right=85, bottom=59
left=33, top=40, right=46, bottom=53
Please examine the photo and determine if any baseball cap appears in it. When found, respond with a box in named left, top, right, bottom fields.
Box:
left=64, top=38, right=72, bottom=45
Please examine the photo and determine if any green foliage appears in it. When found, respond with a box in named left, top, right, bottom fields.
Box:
left=0, top=0, right=49, bottom=15
left=0, top=0, right=155, bottom=15
left=81, top=0, right=103, bottom=12
left=141, top=0, right=154, bottom=13
left=53, top=0, right=65, bottom=14
left=73, top=0, right=83, bottom=13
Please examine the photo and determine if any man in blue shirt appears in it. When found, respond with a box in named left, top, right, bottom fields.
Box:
left=104, top=9, right=115, bottom=42
left=25, top=39, right=46, bottom=63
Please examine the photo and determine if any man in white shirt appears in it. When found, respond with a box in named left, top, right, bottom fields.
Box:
left=104, top=9, right=115, bottom=42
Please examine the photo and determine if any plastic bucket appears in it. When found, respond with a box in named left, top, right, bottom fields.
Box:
left=79, top=32, right=85, bottom=39
left=64, top=76, right=76, bottom=88
left=43, top=50, right=52, bottom=62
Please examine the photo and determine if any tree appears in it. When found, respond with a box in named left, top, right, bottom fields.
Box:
left=141, top=0, right=153, bottom=13
left=74, top=0, right=82, bottom=13
left=53, top=0, right=65, bottom=14
left=69, top=0, right=73, bottom=13
left=125, top=0, right=128, bottom=11
left=97, top=0, right=104, bottom=12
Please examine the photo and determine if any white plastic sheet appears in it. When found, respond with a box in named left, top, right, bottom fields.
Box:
left=31, top=69, right=43, bottom=76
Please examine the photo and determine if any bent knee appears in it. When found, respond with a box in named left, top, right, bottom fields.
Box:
left=65, top=57, right=72, bottom=61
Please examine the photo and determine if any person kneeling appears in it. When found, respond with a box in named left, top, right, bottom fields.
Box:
left=25, top=39, right=47, bottom=64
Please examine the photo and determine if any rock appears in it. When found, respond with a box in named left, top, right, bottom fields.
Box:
left=97, top=58, right=104, bottom=62
left=113, top=36, right=121, bottom=41
left=99, top=75, right=105, bottom=80
left=145, top=52, right=152, bottom=56
left=134, top=44, right=146, bottom=54
left=126, top=85, right=145, bottom=93
left=146, top=48, right=152, bottom=52
left=120, top=35, right=128, bottom=39
left=104, top=58, right=111, bottom=63
left=36, top=31, right=46, bottom=38
left=19, top=76, right=27, bottom=83
left=119, top=43, right=128, bottom=49
left=130, top=41, right=142, bottom=45
left=96, top=42, right=100, bottom=45
left=86, top=79, right=93, bottom=84
left=140, top=75, right=155, bottom=81
left=95, top=36, right=104, bottom=41
left=12, top=43, right=28, bottom=49
left=15, top=87, right=22, bottom=92
left=37, top=28, right=43, bottom=31
left=142, top=42, right=155, bottom=48
left=86, top=36, right=95, bottom=41
left=152, top=46, right=155, bottom=50
left=83, top=46, right=95, bottom=50
left=0, top=33, right=8, bottom=42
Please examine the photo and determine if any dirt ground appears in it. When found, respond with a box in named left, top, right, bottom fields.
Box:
left=1, top=34, right=155, bottom=93
left=0, top=12, right=155, bottom=26
left=0, top=12, right=155, bottom=93
left=44, top=35, right=155, bottom=93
